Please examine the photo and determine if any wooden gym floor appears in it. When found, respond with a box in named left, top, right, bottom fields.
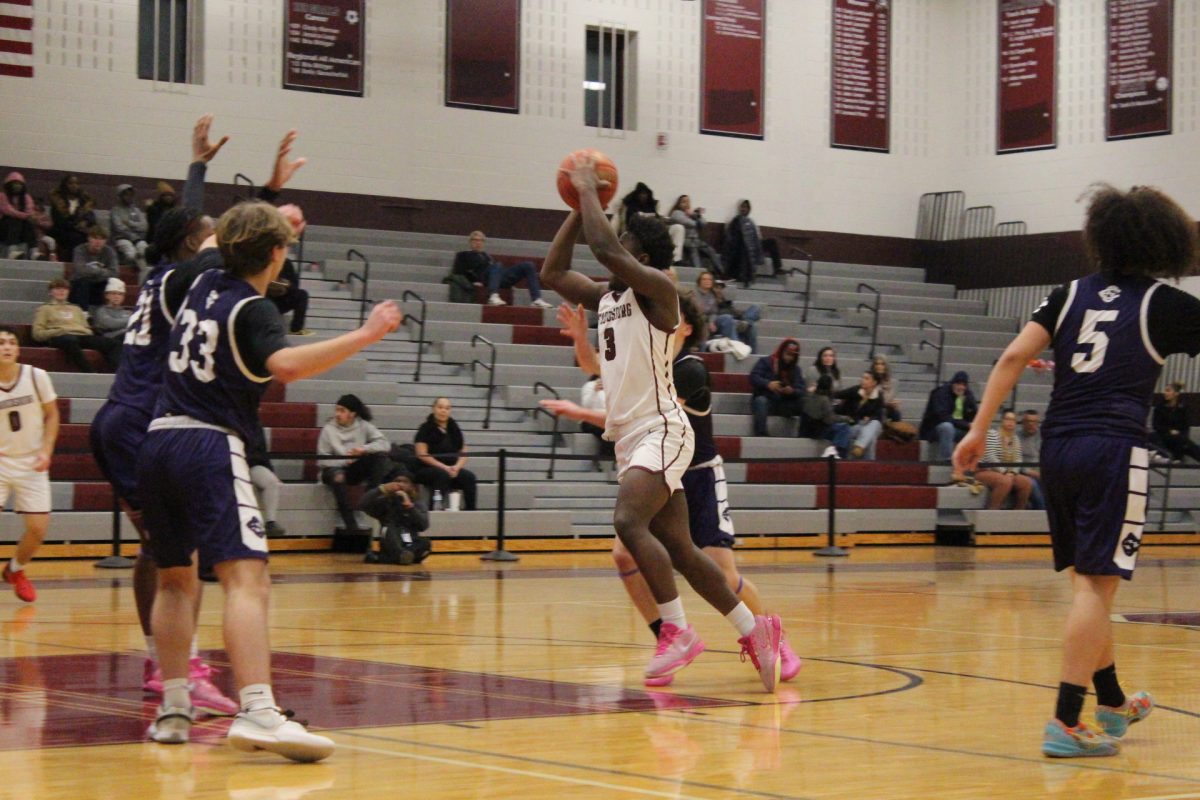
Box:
left=1, top=545, right=1199, bottom=799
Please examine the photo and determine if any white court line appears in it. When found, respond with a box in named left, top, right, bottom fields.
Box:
left=337, top=741, right=709, bottom=799
left=1127, top=794, right=1200, bottom=800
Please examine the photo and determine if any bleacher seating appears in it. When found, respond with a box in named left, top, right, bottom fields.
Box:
left=2, top=223, right=1196, bottom=552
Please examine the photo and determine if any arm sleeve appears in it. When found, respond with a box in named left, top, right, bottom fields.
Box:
left=31, top=307, right=49, bottom=342
left=1030, top=284, right=1071, bottom=335
left=256, top=186, right=280, bottom=204
left=233, top=298, right=290, bottom=379
left=673, top=359, right=708, bottom=406
left=749, top=358, right=771, bottom=390
left=363, top=422, right=390, bottom=453
left=181, top=161, right=207, bottom=211
left=1148, top=284, right=1200, bottom=358
left=317, top=423, right=336, bottom=457
left=163, top=249, right=225, bottom=315
left=357, top=487, right=388, bottom=520
left=405, top=503, right=430, bottom=533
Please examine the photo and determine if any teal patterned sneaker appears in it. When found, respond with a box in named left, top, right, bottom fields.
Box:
left=1095, top=691, right=1154, bottom=738
left=1042, top=719, right=1119, bottom=758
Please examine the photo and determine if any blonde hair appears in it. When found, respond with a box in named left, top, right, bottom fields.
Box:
left=216, top=201, right=294, bottom=278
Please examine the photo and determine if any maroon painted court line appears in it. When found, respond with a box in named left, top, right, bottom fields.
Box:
left=0, top=652, right=742, bottom=751
left=1119, top=611, right=1200, bottom=629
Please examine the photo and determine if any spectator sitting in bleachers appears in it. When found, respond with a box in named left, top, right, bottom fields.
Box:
left=974, top=409, right=1033, bottom=509
left=48, top=174, right=96, bottom=257
left=31, top=278, right=120, bottom=372
left=834, top=371, right=885, bottom=459
left=144, top=180, right=178, bottom=242
left=750, top=338, right=804, bottom=436
left=805, top=347, right=842, bottom=394
left=247, top=426, right=286, bottom=538
left=691, top=271, right=760, bottom=354
left=1018, top=408, right=1045, bottom=509
left=611, top=182, right=686, bottom=264
left=89, top=278, right=131, bottom=340
left=920, top=370, right=977, bottom=468
left=69, top=226, right=118, bottom=309
left=267, top=204, right=311, bottom=335
left=110, top=184, right=149, bottom=273
left=669, top=195, right=723, bottom=275
left=359, top=474, right=431, bottom=564
left=871, top=355, right=902, bottom=421
left=318, top=394, right=393, bottom=534
left=1, top=171, right=41, bottom=259
left=449, top=230, right=553, bottom=308
left=1150, top=382, right=1200, bottom=463
left=801, top=374, right=852, bottom=457
left=413, top=397, right=478, bottom=510
left=722, top=199, right=781, bottom=286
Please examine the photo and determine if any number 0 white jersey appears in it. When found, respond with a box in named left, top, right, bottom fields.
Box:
left=0, top=365, right=57, bottom=457
left=596, top=287, right=690, bottom=437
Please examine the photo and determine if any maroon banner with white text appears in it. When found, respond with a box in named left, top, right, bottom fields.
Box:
left=445, top=0, right=520, bottom=112
left=831, top=0, right=890, bottom=152
left=701, top=0, right=765, bottom=139
left=1107, top=0, right=1172, bottom=140
left=283, top=0, right=365, bottom=97
left=997, top=0, right=1056, bottom=153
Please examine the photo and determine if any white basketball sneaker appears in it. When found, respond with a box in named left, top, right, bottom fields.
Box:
left=148, top=704, right=195, bottom=744
left=227, top=708, right=335, bottom=763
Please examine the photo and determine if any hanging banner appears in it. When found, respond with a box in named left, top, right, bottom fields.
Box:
left=997, top=0, right=1056, bottom=153
left=831, top=0, right=890, bottom=153
left=701, top=0, right=765, bottom=139
left=445, top=0, right=520, bottom=112
left=283, top=0, right=365, bottom=97
left=1107, top=0, right=1172, bottom=140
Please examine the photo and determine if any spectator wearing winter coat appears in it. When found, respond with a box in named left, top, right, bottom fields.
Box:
left=669, top=195, right=723, bottom=274
left=90, top=277, right=131, bottom=339
left=692, top=271, right=760, bottom=354
left=144, top=180, right=178, bottom=241
left=449, top=230, right=553, bottom=308
left=722, top=199, right=782, bottom=286
left=359, top=474, right=431, bottom=562
left=110, top=183, right=149, bottom=271
left=750, top=338, right=804, bottom=436
left=834, top=371, right=885, bottom=459
left=318, top=394, right=393, bottom=533
left=1151, top=382, right=1200, bottom=462
left=919, top=370, right=978, bottom=463
left=1, top=171, right=40, bottom=258
left=69, top=226, right=119, bottom=309
left=801, top=374, right=852, bottom=457
left=48, top=174, right=96, bottom=256
left=611, top=182, right=685, bottom=263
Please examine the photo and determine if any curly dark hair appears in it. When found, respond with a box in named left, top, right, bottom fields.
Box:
left=145, top=207, right=206, bottom=266
left=625, top=214, right=675, bottom=269
left=1083, top=184, right=1198, bottom=281
left=677, top=290, right=707, bottom=352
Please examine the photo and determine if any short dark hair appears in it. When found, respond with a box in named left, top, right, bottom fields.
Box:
left=88, top=225, right=108, bottom=240
left=1022, top=408, right=1039, bottom=417
left=625, top=215, right=675, bottom=269
left=0, top=325, right=19, bottom=341
left=216, top=201, right=293, bottom=278
left=1001, top=407, right=1016, bottom=416
left=1083, top=184, right=1198, bottom=281
left=48, top=278, right=69, bottom=290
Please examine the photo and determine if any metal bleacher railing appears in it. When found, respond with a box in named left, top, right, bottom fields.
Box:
left=530, top=383, right=561, bottom=479
left=401, top=289, right=428, bottom=382
left=856, top=282, right=881, bottom=361
left=470, top=334, right=497, bottom=429
left=344, top=248, right=371, bottom=326
left=919, top=319, right=946, bottom=385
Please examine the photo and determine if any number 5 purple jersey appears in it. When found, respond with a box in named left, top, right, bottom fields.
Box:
left=1031, top=272, right=1200, bottom=442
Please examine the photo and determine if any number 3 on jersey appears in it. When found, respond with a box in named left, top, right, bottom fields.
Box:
left=168, top=308, right=219, bottom=382
left=1071, top=309, right=1118, bottom=373
left=603, top=328, right=617, bottom=361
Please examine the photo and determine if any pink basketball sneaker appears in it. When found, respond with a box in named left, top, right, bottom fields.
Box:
left=189, top=658, right=238, bottom=716
left=738, top=614, right=781, bottom=692
left=779, top=634, right=802, bottom=682
left=644, top=623, right=705, bottom=685
left=143, top=659, right=163, bottom=694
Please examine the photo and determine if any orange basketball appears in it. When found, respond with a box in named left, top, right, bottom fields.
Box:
left=556, top=149, right=619, bottom=210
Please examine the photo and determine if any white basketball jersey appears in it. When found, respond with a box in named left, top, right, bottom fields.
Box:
left=596, top=287, right=688, bottom=435
left=0, top=365, right=56, bottom=456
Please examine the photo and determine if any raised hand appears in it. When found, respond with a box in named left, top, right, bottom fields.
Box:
left=557, top=302, right=587, bottom=342
left=362, top=300, right=403, bottom=340
left=539, top=398, right=587, bottom=422
left=192, top=114, right=230, bottom=164
left=564, top=150, right=611, bottom=195
left=265, top=130, right=308, bottom=192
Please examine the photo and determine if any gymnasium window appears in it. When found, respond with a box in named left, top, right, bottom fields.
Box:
left=585, top=25, right=637, bottom=133
left=138, top=0, right=204, bottom=84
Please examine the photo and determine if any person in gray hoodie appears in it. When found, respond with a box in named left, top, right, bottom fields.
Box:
left=89, top=277, right=131, bottom=340
left=110, top=183, right=149, bottom=272
left=317, top=394, right=393, bottom=532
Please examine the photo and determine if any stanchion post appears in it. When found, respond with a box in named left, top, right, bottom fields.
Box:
left=95, top=492, right=134, bottom=569
left=482, top=448, right=518, bottom=562
left=814, top=453, right=848, bottom=557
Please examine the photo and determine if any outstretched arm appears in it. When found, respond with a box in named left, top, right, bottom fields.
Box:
left=953, top=322, right=1051, bottom=472
left=568, top=154, right=676, bottom=323
left=539, top=398, right=606, bottom=428
left=540, top=211, right=606, bottom=311
left=267, top=300, right=402, bottom=384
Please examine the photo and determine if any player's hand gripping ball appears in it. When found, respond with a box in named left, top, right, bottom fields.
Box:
left=557, top=149, right=618, bottom=210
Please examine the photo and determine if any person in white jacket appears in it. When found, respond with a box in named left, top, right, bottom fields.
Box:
left=317, top=394, right=393, bottom=532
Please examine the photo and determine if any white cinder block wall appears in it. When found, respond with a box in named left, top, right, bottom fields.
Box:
left=0, top=1, right=1196, bottom=238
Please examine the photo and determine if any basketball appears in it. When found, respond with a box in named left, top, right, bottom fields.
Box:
left=556, top=149, right=619, bottom=210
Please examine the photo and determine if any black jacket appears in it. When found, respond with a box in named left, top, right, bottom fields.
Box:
left=834, top=386, right=884, bottom=422
left=359, top=486, right=430, bottom=534
left=1152, top=400, right=1190, bottom=438
left=919, top=384, right=978, bottom=440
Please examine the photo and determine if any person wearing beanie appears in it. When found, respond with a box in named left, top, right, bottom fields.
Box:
left=110, top=183, right=149, bottom=273
left=31, top=278, right=121, bottom=372
left=90, top=277, right=132, bottom=340
left=919, top=370, right=978, bottom=465
left=317, top=394, right=393, bottom=532
left=144, top=180, right=178, bottom=242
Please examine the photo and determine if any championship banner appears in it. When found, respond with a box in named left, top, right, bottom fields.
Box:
left=1107, top=0, right=1172, bottom=140
left=284, top=0, right=365, bottom=97
left=997, top=0, right=1056, bottom=153
left=701, top=0, right=765, bottom=139
left=831, top=0, right=890, bottom=153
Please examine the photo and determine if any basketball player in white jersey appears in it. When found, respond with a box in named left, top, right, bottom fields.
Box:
left=541, top=153, right=781, bottom=691
left=0, top=326, right=59, bottom=603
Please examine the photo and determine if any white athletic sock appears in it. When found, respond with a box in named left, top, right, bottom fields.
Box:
left=726, top=602, right=756, bottom=637
left=657, top=597, right=687, bottom=630
left=144, top=635, right=156, bottom=661
left=189, top=636, right=199, bottom=661
left=8, top=558, right=26, bottom=574
left=163, top=678, right=190, bottom=711
left=240, top=684, right=276, bottom=714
